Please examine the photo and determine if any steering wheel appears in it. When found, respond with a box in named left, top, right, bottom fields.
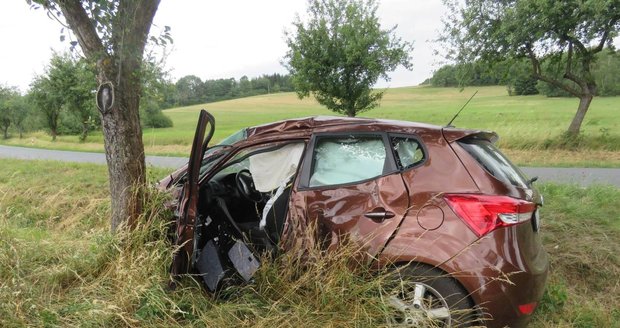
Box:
left=235, top=169, right=262, bottom=202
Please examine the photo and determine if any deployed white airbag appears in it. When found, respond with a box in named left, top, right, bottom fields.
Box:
left=249, top=143, right=305, bottom=192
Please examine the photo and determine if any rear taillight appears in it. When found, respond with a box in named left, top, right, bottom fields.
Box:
left=444, top=194, right=536, bottom=237
left=518, top=302, right=537, bottom=315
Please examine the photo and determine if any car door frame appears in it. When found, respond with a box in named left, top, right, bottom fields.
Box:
left=297, top=131, right=400, bottom=189
left=171, top=109, right=215, bottom=280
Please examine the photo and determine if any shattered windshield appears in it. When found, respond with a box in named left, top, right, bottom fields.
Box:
left=218, top=129, right=247, bottom=146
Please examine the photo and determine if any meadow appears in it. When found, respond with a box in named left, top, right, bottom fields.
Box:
left=2, top=85, right=619, bottom=167
left=1, top=158, right=618, bottom=327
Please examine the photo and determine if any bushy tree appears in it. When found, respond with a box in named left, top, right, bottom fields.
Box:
left=505, top=60, right=539, bottom=96
left=284, top=0, right=413, bottom=117
left=175, top=75, right=204, bottom=106
left=10, top=95, right=32, bottom=139
left=140, top=99, right=172, bottom=128
left=29, top=73, right=63, bottom=141
left=0, top=86, right=22, bottom=139
left=65, top=57, right=98, bottom=141
left=441, top=0, right=620, bottom=135
left=27, top=53, right=98, bottom=141
left=593, top=49, right=620, bottom=96
left=430, top=65, right=458, bottom=87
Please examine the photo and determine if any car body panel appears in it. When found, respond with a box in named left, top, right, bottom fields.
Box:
left=290, top=173, right=410, bottom=262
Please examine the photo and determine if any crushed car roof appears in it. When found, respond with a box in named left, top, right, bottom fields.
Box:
left=246, top=115, right=493, bottom=142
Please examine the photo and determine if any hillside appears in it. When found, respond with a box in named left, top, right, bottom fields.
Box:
left=1, top=85, right=619, bottom=167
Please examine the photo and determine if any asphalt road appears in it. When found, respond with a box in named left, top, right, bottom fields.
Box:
left=1, top=145, right=619, bottom=187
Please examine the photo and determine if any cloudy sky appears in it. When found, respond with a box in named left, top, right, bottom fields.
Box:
left=0, top=0, right=446, bottom=93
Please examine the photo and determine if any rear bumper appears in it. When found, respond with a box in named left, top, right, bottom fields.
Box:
left=447, top=227, right=549, bottom=328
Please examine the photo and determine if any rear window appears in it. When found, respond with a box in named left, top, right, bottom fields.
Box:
left=458, top=139, right=529, bottom=188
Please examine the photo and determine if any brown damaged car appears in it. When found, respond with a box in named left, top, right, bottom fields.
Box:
left=159, top=110, right=549, bottom=327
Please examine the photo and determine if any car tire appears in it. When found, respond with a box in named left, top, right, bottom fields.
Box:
left=387, top=263, right=479, bottom=327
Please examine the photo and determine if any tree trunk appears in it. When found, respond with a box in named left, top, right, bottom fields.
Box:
left=1, top=126, right=8, bottom=139
left=57, top=0, right=160, bottom=231
left=80, top=122, right=89, bottom=142
left=567, top=93, right=594, bottom=136
left=100, top=73, right=146, bottom=231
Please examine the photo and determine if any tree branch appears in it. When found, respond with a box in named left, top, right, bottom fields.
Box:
left=57, top=0, right=105, bottom=58
left=562, top=42, right=586, bottom=88
left=594, top=16, right=620, bottom=53
left=525, top=43, right=582, bottom=97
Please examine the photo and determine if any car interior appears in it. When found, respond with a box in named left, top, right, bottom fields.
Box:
left=199, top=142, right=305, bottom=246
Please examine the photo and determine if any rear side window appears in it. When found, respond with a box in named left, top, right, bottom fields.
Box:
left=458, top=139, right=529, bottom=188
left=391, top=136, right=425, bottom=169
left=309, top=135, right=387, bottom=187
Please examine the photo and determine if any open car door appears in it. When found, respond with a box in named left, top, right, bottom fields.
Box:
left=170, top=110, right=215, bottom=282
left=170, top=110, right=261, bottom=292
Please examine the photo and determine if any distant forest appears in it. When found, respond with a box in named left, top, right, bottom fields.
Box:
left=159, top=73, right=294, bottom=109
left=426, top=49, right=620, bottom=97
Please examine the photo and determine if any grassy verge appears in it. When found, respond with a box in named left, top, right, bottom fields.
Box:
left=0, top=159, right=395, bottom=327
left=1, top=159, right=618, bottom=327
left=530, top=184, right=620, bottom=327
left=504, top=149, right=620, bottom=168
left=2, top=86, right=620, bottom=165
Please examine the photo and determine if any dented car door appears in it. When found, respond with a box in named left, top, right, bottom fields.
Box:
left=290, top=133, right=410, bottom=262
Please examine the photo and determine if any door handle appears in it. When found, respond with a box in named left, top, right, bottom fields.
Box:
left=364, top=211, right=395, bottom=220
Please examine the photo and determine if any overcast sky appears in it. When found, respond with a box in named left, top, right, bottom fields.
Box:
left=0, top=0, right=446, bottom=93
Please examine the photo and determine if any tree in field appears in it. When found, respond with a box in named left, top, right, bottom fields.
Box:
left=0, top=86, right=21, bottom=139
left=10, top=95, right=31, bottom=139
left=30, top=0, right=162, bottom=231
left=28, top=53, right=97, bottom=141
left=66, top=58, right=98, bottom=141
left=284, top=0, right=413, bottom=117
left=29, top=74, right=63, bottom=141
left=440, top=0, right=620, bottom=136
left=175, top=75, right=205, bottom=106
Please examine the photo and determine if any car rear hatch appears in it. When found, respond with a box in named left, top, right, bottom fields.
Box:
left=446, top=129, right=547, bottom=271
left=444, top=128, right=548, bottom=310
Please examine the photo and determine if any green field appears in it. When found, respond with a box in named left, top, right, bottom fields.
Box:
left=2, top=86, right=620, bottom=166
left=1, top=158, right=618, bottom=327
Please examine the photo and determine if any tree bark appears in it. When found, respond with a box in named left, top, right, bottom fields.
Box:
left=50, top=126, right=57, bottom=141
left=567, top=93, right=593, bottom=136
left=57, top=0, right=160, bottom=231
left=100, top=63, right=147, bottom=230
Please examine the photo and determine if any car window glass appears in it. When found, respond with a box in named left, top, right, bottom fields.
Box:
left=218, top=128, right=247, bottom=145
left=309, top=136, right=387, bottom=187
left=391, top=137, right=424, bottom=169
left=458, top=139, right=529, bottom=188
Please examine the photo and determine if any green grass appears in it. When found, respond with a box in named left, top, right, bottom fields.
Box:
left=530, top=183, right=620, bottom=327
left=0, top=159, right=397, bottom=327
left=1, top=158, right=619, bottom=327
left=2, top=86, right=620, bottom=166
